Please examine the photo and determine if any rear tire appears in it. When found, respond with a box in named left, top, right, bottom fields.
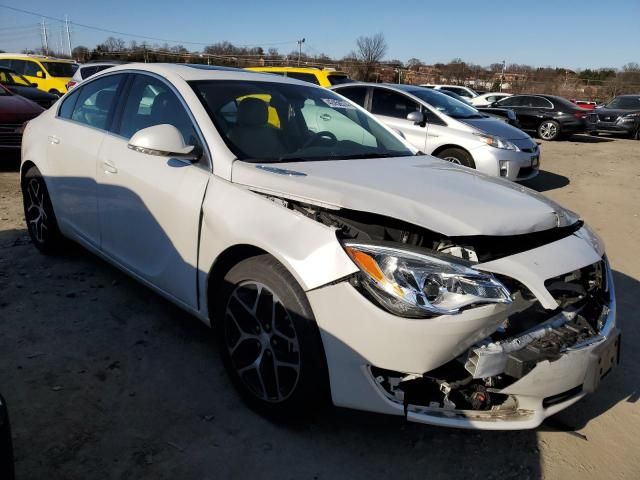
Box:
left=216, top=255, right=329, bottom=420
left=21, top=166, right=65, bottom=254
left=632, top=126, right=640, bottom=140
left=537, top=120, right=561, bottom=141
left=436, top=148, right=476, bottom=169
left=49, top=89, right=61, bottom=97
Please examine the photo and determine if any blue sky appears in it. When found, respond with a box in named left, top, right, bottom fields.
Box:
left=0, top=0, right=638, bottom=69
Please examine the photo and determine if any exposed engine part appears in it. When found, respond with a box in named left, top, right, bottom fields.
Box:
left=256, top=193, right=583, bottom=263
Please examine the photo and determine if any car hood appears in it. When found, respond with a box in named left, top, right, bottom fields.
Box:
left=6, top=85, right=56, bottom=101
left=460, top=116, right=530, bottom=140
left=596, top=107, right=640, bottom=116
left=231, top=156, right=569, bottom=237
left=0, top=93, right=44, bottom=122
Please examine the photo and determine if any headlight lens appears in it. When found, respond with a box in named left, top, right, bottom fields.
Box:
left=475, top=133, right=519, bottom=151
left=623, top=112, right=640, bottom=119
left=343, top=243, right=512, bottom=318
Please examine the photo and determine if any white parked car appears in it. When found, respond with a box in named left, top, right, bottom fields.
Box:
left=66, top=61, right=121, bottom=90
left=421, top=84, right=479, bottom=99
left=21, top=64, right=619, bottom=430
left=332, top=83, right=539, bottom=181
left=470, top=92, right=513, bottom=108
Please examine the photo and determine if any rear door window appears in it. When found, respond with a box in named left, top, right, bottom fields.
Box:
left=69, top=74, right=124, bottom=130
left=497, top=96, right=525, bottom=107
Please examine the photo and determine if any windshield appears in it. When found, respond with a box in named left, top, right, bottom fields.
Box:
left=0, top=69, right=31, bottom=86
left=407, top=88, right=483, bottom=119
left=327, top=75, right=353, bottom=86
left=41, top=62, right=75, bottom=78
left=605, top=96, right=640, bottom=110
left=190, top=80, right=413, bottom=163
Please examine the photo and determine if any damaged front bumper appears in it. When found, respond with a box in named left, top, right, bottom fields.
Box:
left=307, top=231, right=619, bottom=430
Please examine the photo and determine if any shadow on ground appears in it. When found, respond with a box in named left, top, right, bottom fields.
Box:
left=521, top=170, right=570, bottom=192
left=564, top=134, right=615, bottom=143
left=1, top=220, right=637, bottom=479
left=0, top=151, right=20, bottom=172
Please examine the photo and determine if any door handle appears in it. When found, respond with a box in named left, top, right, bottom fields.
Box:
left=103, top=161, right=118, bottom=174
left=47, top=135, right=59, bottom=144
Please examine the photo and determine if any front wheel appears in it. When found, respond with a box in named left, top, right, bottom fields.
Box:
left=537, top=120, right=561, bottom=141
left=436, top=148, right=476, bottom=168
left=21, top=167, right=65, bottom=254
left=216, top=255, right=329, bottom=420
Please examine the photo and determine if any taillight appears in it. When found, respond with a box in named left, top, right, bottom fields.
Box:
left=574, top=111, right=588, bottom=119
left=66, top=80, right=77, bottom=90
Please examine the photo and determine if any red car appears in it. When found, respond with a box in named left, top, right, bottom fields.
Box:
left=0, top=83, right=44, bottom=152
left=571, top=99, right=597, bottom=110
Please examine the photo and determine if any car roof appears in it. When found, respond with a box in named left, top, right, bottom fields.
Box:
left=79, top=62, right=123, bottom=68
left=0, top=53, right=75, bottom=63
left=93, top=63, right=328, bottom=86
left=247, top=66, right=346, bottom=74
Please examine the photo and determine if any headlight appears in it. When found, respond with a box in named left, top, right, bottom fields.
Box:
left=474, top=133, right=519, bottom=151
left=622, top=112, right=640, bottom=120
left=343, top=242, right=512, bottom=318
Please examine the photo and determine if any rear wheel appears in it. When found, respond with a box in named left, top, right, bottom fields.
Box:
left=49, top=89, right=61, bottom=97
left=632, top=125, right=640, bottom=140
left=21, top=166, right=65, bottom=254
left=538, top=120, right=561, bottom=141
left=216, top=255, right=329, bottom=420
left=436, top=148, right=476, bottom=169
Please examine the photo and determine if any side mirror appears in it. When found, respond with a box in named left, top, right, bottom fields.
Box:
left=36, top=71, right=44, bottom=78
left=407, top=111, right=426, bottom=126
left=128, top=124, right=201, bottom=161
left=31, top=82, right=38, bottom=87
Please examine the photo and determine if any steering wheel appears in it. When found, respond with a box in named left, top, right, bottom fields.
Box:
left=302, top=130, right=338, bottom=149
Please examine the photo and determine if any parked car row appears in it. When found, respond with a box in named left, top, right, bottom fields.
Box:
left=332, top=82, right=540, bottom=180
left=18, top=63, right=620, bottom=430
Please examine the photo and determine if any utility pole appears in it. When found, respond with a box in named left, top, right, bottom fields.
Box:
left=499, top=60, right=506, bottom=92
left=297, top=38, right=305, bottom=66
left=65, top=15, right=72, bottom=57
left=40, top=19, right=49, bottom=55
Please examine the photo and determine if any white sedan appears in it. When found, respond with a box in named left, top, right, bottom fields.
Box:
left=20, top=63, right=619, bottom=429
left=470, top=92, right=513, bottom=107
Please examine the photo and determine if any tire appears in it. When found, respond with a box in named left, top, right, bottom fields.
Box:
left=21, top=166, right=65, bottom=254
left=216, top=255, right=329, bottom=420
left=537, top=120, right=561, bottom=141
left=632, top=125, right=640, bottom=140
left=49, top=89, right=61, bottom=97
left=589, top=131, right=599, bottom=137
left=436, top=148, right=476, bottom=169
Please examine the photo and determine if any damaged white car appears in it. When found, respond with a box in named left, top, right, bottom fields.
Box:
left=20, top=64, right=620, bottom=429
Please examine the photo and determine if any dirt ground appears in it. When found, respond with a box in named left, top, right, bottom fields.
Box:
left=1, top=134, right=639, bottom=480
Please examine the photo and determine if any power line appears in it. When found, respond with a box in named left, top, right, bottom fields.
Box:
left=0, top=4, right=298, bottom=48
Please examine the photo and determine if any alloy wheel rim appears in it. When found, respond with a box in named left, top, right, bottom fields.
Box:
left=540, top=122, right=557, bottom=140
left=224, top=281, right=301, bottom=403
left=443, top=156, right=462, bottom=165
left=25, top=178, right=48, bottom=243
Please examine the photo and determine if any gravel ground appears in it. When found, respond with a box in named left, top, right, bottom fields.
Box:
left=0, top=134, right=639, bottom=480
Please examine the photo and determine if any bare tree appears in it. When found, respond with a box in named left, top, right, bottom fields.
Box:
left=354, top=33, right=387, bottom=81
left=71, top=45, right=90, bottom=62
left=407, top=58, right=422, bottom=71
